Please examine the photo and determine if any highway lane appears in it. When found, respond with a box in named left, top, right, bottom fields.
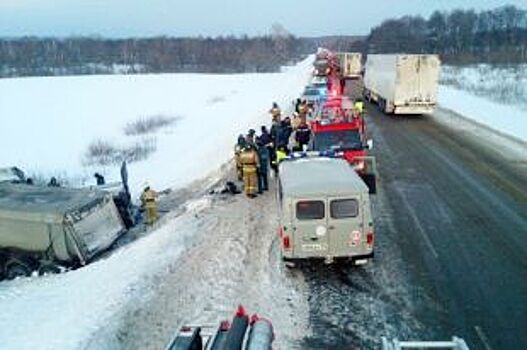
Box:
left=362, top=102, right=527, bottom=349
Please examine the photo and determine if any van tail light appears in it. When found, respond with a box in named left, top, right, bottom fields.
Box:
left=354, top=159, right=366, bottom=171
left=283, top=236, right=291, bottom=250
left=366, top=231, right=374, bottom=247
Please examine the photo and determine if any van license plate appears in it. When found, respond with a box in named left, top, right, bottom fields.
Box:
left=302, top=243, right=327, bottom=252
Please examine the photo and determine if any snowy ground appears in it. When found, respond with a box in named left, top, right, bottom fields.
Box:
left=0, top=57, right=312, bottom=197
left=0, top=58, right=312, bottom=350
left=439, top=65, right=527, bottom=142
left=441, top=64, right=527, bottom=108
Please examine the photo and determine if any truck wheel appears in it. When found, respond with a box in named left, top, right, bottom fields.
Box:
left=379, top=99, right=386, bottom=113
left=282, top=257, right=296, bottom=269
left=366, top=90, right=373, bottom=103
left=5, top=259, right=33, bottom=280
left=385, top=101, right=394, bottom=114
left=38, top=262, right=61, bottom=276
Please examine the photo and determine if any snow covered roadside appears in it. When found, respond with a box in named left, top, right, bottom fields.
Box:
left=0, top=203, right=206, bottom=349
left=0, top=56, right=313, bottom=197
left=0, top=57, right=313, bottom=349
left=438, top=85, right=527, bottom=143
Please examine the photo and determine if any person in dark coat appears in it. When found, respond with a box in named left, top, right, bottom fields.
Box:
left=259, top=125, right=274, bottom=172
left=259, top=125, right=272, bottom=147
left=94, top=172, right=105, bottom=185
left=277, top=117, right=293, bottom=148
left=294, top=98, right=302, bottom=114
left=256, top=137, right=270, bottom=193
left=48, top=177, right=60, bottom=187
left=270, top=119, right=279, bottom=144
left=293, top=121, right=312, bottom=152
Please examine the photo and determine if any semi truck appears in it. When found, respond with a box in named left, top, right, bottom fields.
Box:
left=336, top=52, right=362, bottom=78
left=0, top=182, right=126, bottom=280
left=364, top=54, right=440, bottom=114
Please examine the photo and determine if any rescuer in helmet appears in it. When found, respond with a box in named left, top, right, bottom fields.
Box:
left=246, top=128, right=256, bottom=147
left=234, top=134, right=246, bottom=180
left=140, top=184, right=158, bottom=225
left=269, top=102, right=281, bottom=122
left=239, top=143, right=260, bottom=198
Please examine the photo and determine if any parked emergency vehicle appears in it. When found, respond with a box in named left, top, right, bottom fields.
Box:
left=310, top=97, right=376, bottom=193
left=277, top=156, right=375, bottom=265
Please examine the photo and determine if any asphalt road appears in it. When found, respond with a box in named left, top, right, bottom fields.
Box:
left=354, top=102, right=527, bottom=349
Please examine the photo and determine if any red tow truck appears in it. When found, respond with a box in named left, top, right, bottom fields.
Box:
left=309, top=96, right=376, bottom=193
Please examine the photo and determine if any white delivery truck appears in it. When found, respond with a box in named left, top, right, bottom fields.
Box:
left=364, top=54, right=440, bottom=114
left=337, top=52, right=362, bottom=78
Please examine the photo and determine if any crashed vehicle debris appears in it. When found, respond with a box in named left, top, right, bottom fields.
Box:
left=0, top=182, right=126, bottom=280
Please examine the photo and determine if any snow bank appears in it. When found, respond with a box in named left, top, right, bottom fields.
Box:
left=0, top=206, right=199, bottom=349
left=0, top=56, right=312, bottom=197
left=439, top=85, right=527, bottom=142
left=441, top=64, right=527, bottom=109
left=0, top=57, right=312, bottom=349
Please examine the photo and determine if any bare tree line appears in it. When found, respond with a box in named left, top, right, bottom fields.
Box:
left=2, top=5, right=522, bottom=78
left=307, top=5, right=527, bottom=65
left=0, top=35, right=311, bottom=78
left=365, top=5, right=527, bottom=64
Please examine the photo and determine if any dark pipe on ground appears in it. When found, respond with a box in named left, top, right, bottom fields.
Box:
left=222, top=307, right=249, bottom=350
left=246, top=318, right=274, bottom=350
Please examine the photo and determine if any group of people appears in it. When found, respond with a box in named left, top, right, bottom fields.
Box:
left=234, top=101, right=314, bottom=198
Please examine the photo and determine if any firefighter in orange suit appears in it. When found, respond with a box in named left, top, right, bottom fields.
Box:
left=239, top=144, right=260, bottom=198
left=140, top=185, right=158, bottom=225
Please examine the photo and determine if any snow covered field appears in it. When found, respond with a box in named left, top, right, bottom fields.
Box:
left=0, top=58, right=312, bottom=349
left=0, top=57, right=312, bottom=196
left=439, top=65, right=527, bottom=142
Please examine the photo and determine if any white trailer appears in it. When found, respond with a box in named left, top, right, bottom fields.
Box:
left=364, top=54, right=440, bottom=114
left=337, top=52, right=362, bottom=78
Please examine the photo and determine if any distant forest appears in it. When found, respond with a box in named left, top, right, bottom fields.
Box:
left=329, top=5, right=527, bottom=64
left=1, top=5, right=526, bottom=78
left=0, top=34, right=315, bottom=78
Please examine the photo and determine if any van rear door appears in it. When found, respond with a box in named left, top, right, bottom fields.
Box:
left=327, top=196, right=363, bottom=257
left=292, top=199, right=329, bottom=258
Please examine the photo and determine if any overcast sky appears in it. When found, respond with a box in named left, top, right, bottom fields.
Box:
left=0, top=0, right=525, bottom=38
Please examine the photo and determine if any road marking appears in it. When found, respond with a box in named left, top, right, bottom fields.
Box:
left=397, top=189, right=439, bottom=259
left=475, top=325, right=493, bottom=350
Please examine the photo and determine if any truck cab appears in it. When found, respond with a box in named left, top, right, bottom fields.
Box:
left=277, top=157, right=374, bottom=265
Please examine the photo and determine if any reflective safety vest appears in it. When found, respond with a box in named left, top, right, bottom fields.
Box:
left=276, top=150, right=287, bottom=163
left=354, top=101, right=364, bottom=113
